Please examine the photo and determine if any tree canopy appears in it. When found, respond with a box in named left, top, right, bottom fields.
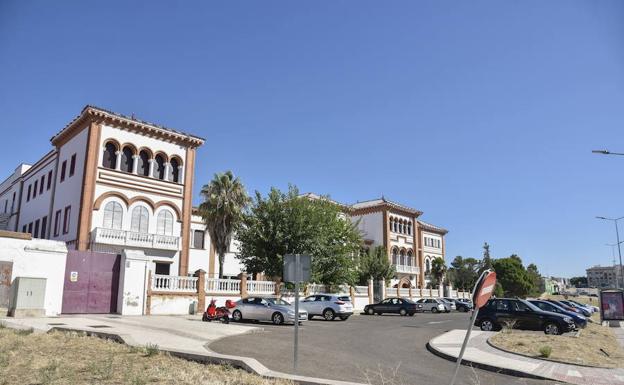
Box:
left=492, top=255, right=535, bottom=297
left=357, top=245, right=395, bottom=285
left=447, top=256, right=480, bottom=290
left=236, top=186, right=363, bottom=286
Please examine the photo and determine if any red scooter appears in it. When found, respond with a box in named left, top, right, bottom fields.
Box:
left=202, top=299, right=235, bottom=324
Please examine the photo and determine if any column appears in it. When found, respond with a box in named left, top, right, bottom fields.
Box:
left=132, top=155, right=139, bottom=174
left=148, top=159, right=155, bottom=178
left=114, top=151, right=122, bottom=170
left=164, top=162, right=171, bottom=181
left=408, top=285, right=413, bottom=300
left=379, top=279, right=386, bottom=300
left=239, top=272, right=248, bottom=299
left=368, top=278, right=374, bottom=304
left=177, top=165, right=184, bottom=184
left=195, top=269, right=206, bottom=313
left=350, top=286, right=355, bottom=306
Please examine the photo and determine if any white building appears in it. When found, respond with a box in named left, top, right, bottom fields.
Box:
left=0, top=105, right=220, bottom=279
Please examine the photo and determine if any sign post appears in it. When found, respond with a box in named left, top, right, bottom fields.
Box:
left=283, top=254, right=311, bottom=373
left=449, top=269, right=497, bottom=385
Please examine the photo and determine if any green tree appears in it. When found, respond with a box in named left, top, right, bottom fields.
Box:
left=570, top=276, right=588, bottom=287
left=237, top=186, right=362, bottom=286
left=430, top=258, right=448, bottom=287
left=198, top=171, right=249, bottom=278
left=447, top=256, right=480, bottom=290
left=478, top=242, right=494, bottom=275
left=526, top=263, right=543, bottom=296
left=357, top=246, right=395, bottom=285
left=492, top=255, right=533, bottom=297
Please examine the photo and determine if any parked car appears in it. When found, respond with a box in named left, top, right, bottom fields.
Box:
left=363, top=297, right=422, bottom=316
left=567, top=299, right=598, bottom=313
left=439, top=298, right=457, bottom=311
left=415, top=298, right=449, bottom=313
left=475, top=298, right=575, bottom=335
left=559, top=300, right=592, bottom=317
left=231, top=296, right=308, bottom=325
left=299, top=294, right=354, bottom=321
left=527, top=299, right=587, bottom=328
left=444, top=297, right=473, bottom=312
left=545, top=299, right=579, bottom=314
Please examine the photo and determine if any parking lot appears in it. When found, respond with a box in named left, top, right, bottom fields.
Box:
left=210, top=311, right=557, bottom=385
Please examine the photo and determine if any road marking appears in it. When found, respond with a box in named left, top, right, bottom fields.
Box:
left=567, top=370, right=582, bottom=378
left=428, top=320, right=451, bottom=324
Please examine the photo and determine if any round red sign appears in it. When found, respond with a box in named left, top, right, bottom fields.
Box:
left=475, top=271, right=497, bottom=309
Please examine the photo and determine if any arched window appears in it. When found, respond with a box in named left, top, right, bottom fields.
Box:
left=154, top=154, right=165, bottom=180
left=407, top=250, right=413, bottom=266
left=138, top=150, right=150, bottom=177
left=130, top=206, right=149, bottom=233
left=170, top=158, right=180, bottom=183
left=391, top=248, right=398, bottom=265
left=393, top=219, right=398, bottom=232
left=399, top=249, right=406, bottom=265
left=121, top=146, right=134, bottom=173
left=102, top=142, right=117, bottom=169
left=103, top=201, right=123, bottom=229
left=407, top=222, right=412, bottom=235
left=156, top=210, right=173, bottom=235
left=425, top=259, right=431, bottom=274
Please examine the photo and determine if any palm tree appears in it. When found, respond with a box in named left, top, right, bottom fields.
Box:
left=430, top=258, right=447, bottom=287
left=199, top=171, right=249, bottom=278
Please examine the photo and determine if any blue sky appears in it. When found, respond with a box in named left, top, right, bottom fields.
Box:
left=1, top=1, right=623, bottom=277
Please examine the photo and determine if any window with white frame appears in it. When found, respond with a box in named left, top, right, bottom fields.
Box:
left=156, top=210, right=173, bottom=235
left=103, top=201, right=123, bottom=230
left=131, top=206, right=149, bottom=233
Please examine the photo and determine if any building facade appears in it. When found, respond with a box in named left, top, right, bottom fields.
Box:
left=586, top=265, right=621, bottom=289
left=0, top=106, right=211, bottom=277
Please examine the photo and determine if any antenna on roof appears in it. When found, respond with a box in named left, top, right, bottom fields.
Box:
left=381, top=194, right=386, bottom=202
left=131, top=113, right=136, bottom=119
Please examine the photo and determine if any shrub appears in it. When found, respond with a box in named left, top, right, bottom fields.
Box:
left=539, top=346, right=552, bottom=358
left=144, top=343, right=159, bottom=357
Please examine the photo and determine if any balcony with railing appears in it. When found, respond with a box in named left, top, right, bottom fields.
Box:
left=395, top=264, right=420, bottom=274
left=92, top=227, right=179, bottom=251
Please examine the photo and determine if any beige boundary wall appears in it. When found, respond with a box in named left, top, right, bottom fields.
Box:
left=147, top=273, right=470, bottom=316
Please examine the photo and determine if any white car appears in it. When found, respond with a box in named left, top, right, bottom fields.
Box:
left=299, top=294, right=354, bottom=321
left=416, top=298, right=449, bottom=313
left=231, top=297, right=308, bottom=325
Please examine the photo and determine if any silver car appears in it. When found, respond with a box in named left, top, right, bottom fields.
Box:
left=231, top=296, right=308, bottom=325
left=299, top=294, right=354, bottom=321
left=416, top=298, right=450, bottom=313
left=439, top=298, right=457, bottom=311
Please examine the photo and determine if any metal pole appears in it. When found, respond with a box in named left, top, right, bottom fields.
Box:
left=449, top=308, right=480, bottom=385
left=615, top=221, right=624, bottom=290
left=293, top=254, right=300, bottom=373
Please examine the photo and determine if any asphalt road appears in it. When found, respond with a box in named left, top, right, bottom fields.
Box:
left=210, top=311, right=557, bottom=385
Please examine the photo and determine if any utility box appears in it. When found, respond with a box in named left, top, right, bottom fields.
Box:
left=8, top=277, right=46, bottom=317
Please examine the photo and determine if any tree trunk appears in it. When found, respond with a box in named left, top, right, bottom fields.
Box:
left=218, top=252, right=224, bottom=278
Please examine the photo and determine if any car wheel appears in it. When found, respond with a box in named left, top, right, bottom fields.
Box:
left=399, top=308, right=407, bottom=316
left=462, top=307, right=469, bottom=312
left=366, top=307, right=374, bottom=315
left=432, top=307, right=439, bottom=313
left=544, top=322, right=560, bottom=335
left=480, top=319, right=495, bottom=331
left=232, top=310, right=242, bottom=322
left=323, top=308, right=335, bottom=321
left=339, top=315, right=349, bottom=321
left=272, top=312, right=284, bottom=325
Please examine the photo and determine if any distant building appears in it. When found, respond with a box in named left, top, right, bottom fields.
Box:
left=586, top=265, right=621, bottom=289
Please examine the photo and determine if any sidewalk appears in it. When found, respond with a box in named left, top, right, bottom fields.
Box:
left=428, top=329, right=624, bottom=385
left=0, top=315, right=366, bottom=385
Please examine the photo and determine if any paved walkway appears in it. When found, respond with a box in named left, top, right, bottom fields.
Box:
left=0, top=315, right=365, bottom=385
left=428, top=329, right=624, bottom=385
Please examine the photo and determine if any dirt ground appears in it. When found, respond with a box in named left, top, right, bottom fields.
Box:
left=0, top=326, right=290, bottom=385
left=490, top=321, right=624, bottom=368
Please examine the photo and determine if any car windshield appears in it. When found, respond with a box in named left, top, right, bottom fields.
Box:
left=338, top=296, right=351, bottom=302
left=518, top=299, right=541, bottom=312
left=266, top=298, right=291, bottom=306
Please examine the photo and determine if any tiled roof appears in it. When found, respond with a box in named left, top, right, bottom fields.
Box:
left=351, top=197, right=422, bottom=216
left=51, top=105, right=206, bottom=144
left=417, top=220, right=448, bottom=234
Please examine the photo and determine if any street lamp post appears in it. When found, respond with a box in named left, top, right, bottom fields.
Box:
left=597, top=216, right=624, bottom=289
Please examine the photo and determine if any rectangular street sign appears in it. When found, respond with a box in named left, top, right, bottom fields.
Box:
left=283, top=254, right=311, bottom=283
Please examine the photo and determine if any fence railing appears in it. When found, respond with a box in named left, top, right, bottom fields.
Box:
left=247, top=280, right=275, bottom=294
left=205, top=278, right=241, bottom=294
left=152, top=275, right=197, bottom=293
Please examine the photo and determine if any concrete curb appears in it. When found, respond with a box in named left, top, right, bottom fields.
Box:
left=8, top=322, right=367, bottom=385
left=425, top=341, right=553, bottom=381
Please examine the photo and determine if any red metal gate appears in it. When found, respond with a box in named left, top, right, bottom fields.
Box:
left=62, top=250, right=120, bottom=314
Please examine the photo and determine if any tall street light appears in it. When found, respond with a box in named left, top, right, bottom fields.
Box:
left=597, top=216, right=624, bottom=289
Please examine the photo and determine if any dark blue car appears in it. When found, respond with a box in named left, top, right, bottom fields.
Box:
left=528, top=300, right=587, bottom=328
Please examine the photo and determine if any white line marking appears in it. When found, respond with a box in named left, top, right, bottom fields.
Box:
left=567, top=370, right=582, bottom=378
left=428, top=320, right=451, bottom=324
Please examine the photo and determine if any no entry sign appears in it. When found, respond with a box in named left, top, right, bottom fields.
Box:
left=473, top=271, right=497, bottom=309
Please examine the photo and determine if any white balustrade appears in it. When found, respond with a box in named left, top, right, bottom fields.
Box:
left=246, top=280, right=276, bottom=294
left=395, top=264, right=420, bottom=274
left=92, top=228, right=179, bottom=251
left=205, top=278, right=241, bottom=293
left=152, top=274, right=197, bottom=293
